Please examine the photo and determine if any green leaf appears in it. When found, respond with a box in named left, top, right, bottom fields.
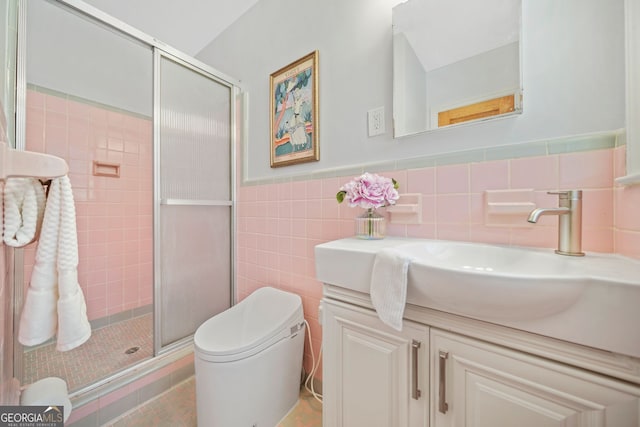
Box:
left=392, top=178, right=399, bottom=190
left=336, top=191, right=346, bottom=203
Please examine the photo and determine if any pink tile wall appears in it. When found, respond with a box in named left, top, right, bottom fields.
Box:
left=236, top=145, right=640, bottom=380
left=24, top=90, right=153, bottom=321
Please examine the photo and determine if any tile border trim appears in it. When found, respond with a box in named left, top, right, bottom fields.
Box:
left=241, top=129, right=624, bottom=187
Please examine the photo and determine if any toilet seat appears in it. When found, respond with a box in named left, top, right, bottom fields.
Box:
left=194, top=287, right=304, bottom=363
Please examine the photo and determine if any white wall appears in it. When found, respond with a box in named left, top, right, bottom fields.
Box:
left=196, top=0, right=625, bottom=181
left=27, top=1, right=153, bottom=116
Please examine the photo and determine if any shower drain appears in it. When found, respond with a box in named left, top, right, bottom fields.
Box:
left=125, top=346, right=140, bottom=355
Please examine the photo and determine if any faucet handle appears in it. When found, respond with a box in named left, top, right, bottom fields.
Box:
left=547, top=190, right=582, bottom=200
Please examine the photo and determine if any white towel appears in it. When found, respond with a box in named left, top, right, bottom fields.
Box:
left=370, top=248, right=412, bottom=331
left=18, top=178, right=60, bottom=346
left=55, top=176, right=91, bottom=350
left=19, top=176, right=91, bottom=351
left=3, top=178, right=46, bottom=247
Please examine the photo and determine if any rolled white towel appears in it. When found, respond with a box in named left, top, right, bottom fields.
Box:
left=3, top=178, right=45, bottom=247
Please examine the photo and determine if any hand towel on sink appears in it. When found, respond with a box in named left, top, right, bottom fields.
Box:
left=370, top=248, right=412, bottom=331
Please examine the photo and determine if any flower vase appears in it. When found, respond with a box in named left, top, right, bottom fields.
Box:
left=355, top=209, right=386, bottom=240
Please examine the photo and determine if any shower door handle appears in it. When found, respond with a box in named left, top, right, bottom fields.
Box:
left=161, top=199, right=232, bottom=206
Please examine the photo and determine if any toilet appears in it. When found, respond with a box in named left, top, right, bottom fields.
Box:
left=194, top=286, right=305, bottom=427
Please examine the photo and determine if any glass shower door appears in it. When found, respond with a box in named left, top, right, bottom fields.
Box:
left=155, top=52, right=233, bottom=350
left=21, top=0, right=154, bottom=392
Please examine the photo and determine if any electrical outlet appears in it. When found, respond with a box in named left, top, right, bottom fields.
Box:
left=368, top=107, right=385, bottom=136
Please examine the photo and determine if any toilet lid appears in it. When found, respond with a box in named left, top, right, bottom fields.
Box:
left=194, top=287, right=303, bottom=361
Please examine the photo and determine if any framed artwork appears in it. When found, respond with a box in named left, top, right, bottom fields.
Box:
left=270, top=51, right=319, bottom=167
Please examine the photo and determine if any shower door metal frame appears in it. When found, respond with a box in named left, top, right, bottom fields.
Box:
left=14, top=0, right=241, bottom=402
left=12, top=0, right=29, bottom=391
left=152, top=48, right=237, bottom=355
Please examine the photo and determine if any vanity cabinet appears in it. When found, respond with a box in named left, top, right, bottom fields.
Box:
left=322, top=300, right=429, bottom=427
left=322, top=293, right=640, bottom=427
left=431, top=330, right=640, bottom=427
left=316, top=236, right=640, bottom=426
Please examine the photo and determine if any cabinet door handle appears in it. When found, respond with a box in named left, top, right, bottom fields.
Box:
left=438, top=350, right=449, bottom=414
left=411, top=340, right=422, bottom=400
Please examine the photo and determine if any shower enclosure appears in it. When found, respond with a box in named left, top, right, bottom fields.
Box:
left=14, top=0, right=238, bottom=395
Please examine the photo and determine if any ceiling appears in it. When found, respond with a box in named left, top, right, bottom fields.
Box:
left=82, top=0, right=260, bottom=57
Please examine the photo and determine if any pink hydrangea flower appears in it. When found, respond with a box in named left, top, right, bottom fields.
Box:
left=336, top=172, right=399, bottom=210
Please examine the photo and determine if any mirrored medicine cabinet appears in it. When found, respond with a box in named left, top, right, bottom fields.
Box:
left=392, top=0, right=522, bottom=138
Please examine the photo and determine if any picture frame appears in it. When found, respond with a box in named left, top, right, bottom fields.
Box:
left=270, top=51, right=319, bottom=167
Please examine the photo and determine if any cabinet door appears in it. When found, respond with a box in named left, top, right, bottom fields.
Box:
left=323, top=300, right=429, bottom=427
left=431, top=330, right=640, bottom=427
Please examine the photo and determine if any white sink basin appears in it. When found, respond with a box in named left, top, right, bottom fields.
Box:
left=400, top=240, right=585, bottom=321
left=315, top=237, right=640, bottom=358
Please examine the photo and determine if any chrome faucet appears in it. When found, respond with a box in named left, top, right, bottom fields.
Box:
left=527, top=190, right=584, bottom=256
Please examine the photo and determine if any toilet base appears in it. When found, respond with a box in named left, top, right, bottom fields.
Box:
left=195, top=325, right=305, bottom=427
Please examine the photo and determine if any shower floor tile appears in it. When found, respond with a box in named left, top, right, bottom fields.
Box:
left=106, top=376, right=322, bottom=427
left=23, top=314, right=153, bottom=391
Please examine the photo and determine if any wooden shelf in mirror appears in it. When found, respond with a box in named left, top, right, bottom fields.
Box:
left=438, top=94, right=515, bottom=127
